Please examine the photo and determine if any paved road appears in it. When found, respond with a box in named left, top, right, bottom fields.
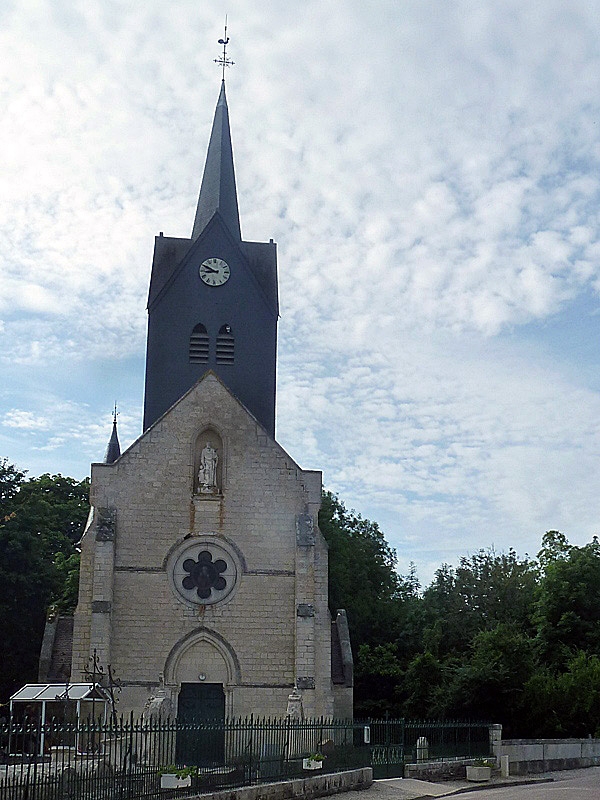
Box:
left=341, top=766, right=600, bottom=800
left=456, top=767, right=600, bottom=799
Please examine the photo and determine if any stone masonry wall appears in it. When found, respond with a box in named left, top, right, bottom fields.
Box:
left=72, top=373, right=332, bottom=719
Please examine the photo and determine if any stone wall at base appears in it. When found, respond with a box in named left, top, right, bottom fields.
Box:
left=156, top=768, right=373, bottom=800
left=404, top=759, right=474, bottom=781
left=404, top=739, right=600, bottom=780
left=494, top=738, right=600, bottom=776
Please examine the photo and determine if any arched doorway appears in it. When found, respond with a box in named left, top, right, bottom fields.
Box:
left=164, top=628, right=241, bottom=766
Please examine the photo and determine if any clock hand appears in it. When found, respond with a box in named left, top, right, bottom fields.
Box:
left=202, top=266, right=219, bottom=273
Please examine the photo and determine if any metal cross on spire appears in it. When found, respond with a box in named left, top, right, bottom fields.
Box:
left=214, top=17, right=234, bottom=80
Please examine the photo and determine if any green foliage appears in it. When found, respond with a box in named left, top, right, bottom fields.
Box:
left=53, top=552, right=81, bottom=613
left=0, top=461, right=90, bottom=702
left=524, top=652, right=600, bottom=737
left=537, top=529, right=572, bottom=570
left=322, top=505, right=600, bottom=734
left=0, top=502, right=60, bottom=701
left=319, top=491, right=423, bottom=714
left=422, top=548, right=538, bottom=660
left=444, top=624, right=536, bottom=731
left=354, top=642, right=404, bottom=716
left=0, top=458, right=26, bottom=521
left=535, top=537, right=600, bottom=668
left=319, top=491, right=415, bottom=647
left=159, top=765, right=199, bottom=778
left=400, top=651, right=445, bottom=718
left=10, top=472, right=91, bottom=554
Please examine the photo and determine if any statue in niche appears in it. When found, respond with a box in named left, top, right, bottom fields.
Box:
left=198, top=442, right=219, bottom=493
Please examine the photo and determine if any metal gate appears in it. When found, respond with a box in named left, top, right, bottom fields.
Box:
left=363, top=718, right=492, bottom=779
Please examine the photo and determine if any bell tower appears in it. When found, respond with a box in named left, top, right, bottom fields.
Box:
left=143, top=80, right=278, bottom=436
left=62, top=28, right=351, bottom=724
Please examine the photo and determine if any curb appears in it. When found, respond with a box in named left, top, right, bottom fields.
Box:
left=453, top=777, right=555, bottom=794
left=412, top=776, right=555, bottom=798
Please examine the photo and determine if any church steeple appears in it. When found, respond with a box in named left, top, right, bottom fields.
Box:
left=191, top=81, right=241, bottom=241
left=104, top=407, right=121, bottom=464
left=143, top=33, right=278, bottom=437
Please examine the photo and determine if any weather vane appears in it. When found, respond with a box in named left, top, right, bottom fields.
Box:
left=112, top=403, right=119, bottom=424
left=214, top=16, right=234, bottom=80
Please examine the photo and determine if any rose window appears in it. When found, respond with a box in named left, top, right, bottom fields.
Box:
left=182, top=551, right=227, bottom=599
left=168, top=539, right=240, bottom=606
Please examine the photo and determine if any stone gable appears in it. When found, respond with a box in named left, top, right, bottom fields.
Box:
left=72, top=372, right=333, bottom=718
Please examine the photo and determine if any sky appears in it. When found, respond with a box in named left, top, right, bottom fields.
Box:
left=2, top=0, right=600, bottom=586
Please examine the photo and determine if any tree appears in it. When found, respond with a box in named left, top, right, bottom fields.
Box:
left=422, top=548, right=538, bottom=660
left=537, top=529, right=572, bottom=570
left=53, top=551, right=81, bottom=613
left=535, top=535, right=600, bottom=667
left=354, top=642, right=404, bottom=717
left=401, top=651, right=445, bottom=718
left=10, top=473, right=91, bottom=555
left=0, top=501, right=59, bottom=701
left=0, top=462, right=90, bottom=702
left=319, top=491, right=425, bottom=715
left=444, top=624, right=536, bottom=733
left=318, top=491, right=402, bottom=643
left=524, top=652, right=600, bottom=737
left=0, top=458, right=26, bottom=521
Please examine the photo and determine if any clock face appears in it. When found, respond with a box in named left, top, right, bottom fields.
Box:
left=199, top=257, right=230, bottom=286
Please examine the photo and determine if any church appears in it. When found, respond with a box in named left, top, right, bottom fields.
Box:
left=44, top=68, right=353, bottom=722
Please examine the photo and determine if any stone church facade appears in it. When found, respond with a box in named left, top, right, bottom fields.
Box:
left=60, top=77, right=353, bottom=721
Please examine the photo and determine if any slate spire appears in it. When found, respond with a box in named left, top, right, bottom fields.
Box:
left=104, top=407, right=121, bottom=464
left=191, top=81, right=241, bottom=241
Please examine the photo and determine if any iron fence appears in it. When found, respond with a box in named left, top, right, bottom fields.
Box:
left=0, top=715, right=491, bottom=797
left=0, top=715, right=368, bottom=800
left=363, top=718, right=492, bottom=779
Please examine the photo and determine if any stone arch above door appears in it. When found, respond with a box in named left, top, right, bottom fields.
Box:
left=164, top=627, right=241, bottom=687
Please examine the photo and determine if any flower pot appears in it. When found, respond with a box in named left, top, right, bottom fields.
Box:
left=466, top=765, right=491, bottom=782
left=303, top=758, right=323, bottom=770
left=161, top=774, right=192, bottom=789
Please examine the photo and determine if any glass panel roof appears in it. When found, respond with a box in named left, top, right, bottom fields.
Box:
left=11, top=683, right=108, bottom=702
left=10, top=685, right=45, bottom=701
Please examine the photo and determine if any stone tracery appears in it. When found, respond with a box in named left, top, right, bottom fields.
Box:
left=182, top=551, right=228, bottom=599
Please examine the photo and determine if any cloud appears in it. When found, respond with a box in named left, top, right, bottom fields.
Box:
left=277, top=327, right=600, bottom=580
left=3, top=410, right=50, bottom=431
left=0, top=393, right=141, bottom=478
left=2, top=1, right=600, bottom=583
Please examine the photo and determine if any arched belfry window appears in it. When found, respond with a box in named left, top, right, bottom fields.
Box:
left=216, top=325, right=234, bottom=365
left=189, top=323, right=209, bottom=364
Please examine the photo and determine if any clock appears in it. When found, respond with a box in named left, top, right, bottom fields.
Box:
left=199, top=257, right=230, bottom=286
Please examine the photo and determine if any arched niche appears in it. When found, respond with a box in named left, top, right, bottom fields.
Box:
left=193, top=427, right=223, bottom=495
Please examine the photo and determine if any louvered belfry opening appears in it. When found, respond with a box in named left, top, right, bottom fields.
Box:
left=216, top=324, right=234, bottom=364
left=190, top=323, right=210, bottom=363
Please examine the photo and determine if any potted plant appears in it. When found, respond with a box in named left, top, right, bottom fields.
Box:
left=302, top=753, right=326, bottom=770
left=466, top=758, right=495, bottom=782
left=159, top=765, right=197, bottom=789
